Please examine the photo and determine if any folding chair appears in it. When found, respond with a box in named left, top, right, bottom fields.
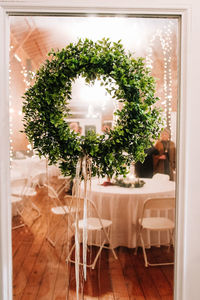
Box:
left=31, top=172, right=48, bottom=188
left=66, top=197, right=118, bottom=270
left=44, top=184, right=81, bottom=247
left=11, top=177, right=41, bottom=229
left=135, top=197, right=175, bottom=267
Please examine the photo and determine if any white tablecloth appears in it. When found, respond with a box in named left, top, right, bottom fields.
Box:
left=81, top=177, right=175, bottom=249
left=11, top=156, right=60, bottom=181
left=10, top=157, right=61, bottom=216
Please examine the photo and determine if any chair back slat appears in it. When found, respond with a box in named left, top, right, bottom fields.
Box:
left=136, top=196, right=175, bottom=267
left=44, top=184, right=84, bottom=217
left=142, top=197, right=175, bottom=217
left=31, top=172, right=47, bottom=188
left=11, top=178, right=30, bottom=196
left=64, top=194, right=84, bottom=216
left=85, top=197, right=106, bottom=228
left=44, top=184, right=59, bottom=199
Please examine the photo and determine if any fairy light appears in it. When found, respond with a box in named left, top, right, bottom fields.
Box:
left=9, top=48, right=34, bottom=159
left=146, top=20, right=174, bottom=131
left=14, top=54, right=21, bottom=62
left=9, top=48, right=14, bottom=161
left=163, top=21, right=173, bottom=131
left=27, top=143, right=32, bottom=154
left=21, top=66, right=33, bottom=153
left=20, top=67, right=32, bottom=91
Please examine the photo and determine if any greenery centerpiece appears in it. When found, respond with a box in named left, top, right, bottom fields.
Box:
left=114, top=177, right=145, bottom=188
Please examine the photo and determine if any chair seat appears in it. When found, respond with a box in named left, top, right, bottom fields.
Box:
left=140, top=217, right=174, bottom=230
left=51, top=206, right=77, bottom=215
left=66, top=198, right=117, bottom=269
left=12, top=186, right=36, bottom=197
left=77, top=217, right=112, bottom=231
left=11, top=195, right=23, bottom=204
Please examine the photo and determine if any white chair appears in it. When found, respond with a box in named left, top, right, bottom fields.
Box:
left=135, top=197, right=175, bottom=267
left=57, top=175, right=72, bottom=195
left=11, top=177, right=41, bottom=229
left=31, top=172, right=48, bottom=188
left=66, top=197, right=118, bottom=270
left=44, top=184, right=79, bottom=247
left=152, top=173, right=170, bottom=182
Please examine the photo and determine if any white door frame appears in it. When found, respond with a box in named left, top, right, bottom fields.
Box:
left=0, top=1, right=190, bottom=300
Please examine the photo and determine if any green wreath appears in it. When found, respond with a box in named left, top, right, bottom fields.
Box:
left=22, top=38, right=161, bottom=178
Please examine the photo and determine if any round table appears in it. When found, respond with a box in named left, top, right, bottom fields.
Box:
left=11, top=156, right=60, bottom=180
left=81, top=177, right=175, bottom=248
left=10, top=157, right=60, bottom=216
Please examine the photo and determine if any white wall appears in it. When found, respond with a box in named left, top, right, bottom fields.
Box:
left=0, top=1, right=200, bottom=300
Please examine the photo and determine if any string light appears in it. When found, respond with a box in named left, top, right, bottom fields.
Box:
left=9, top=49, right=14, bottom=161
left=9, top=47, right=34, bottom=160
left=146, top=20, right=174, bottom=132
left=14, top=54, right=21, bottom=62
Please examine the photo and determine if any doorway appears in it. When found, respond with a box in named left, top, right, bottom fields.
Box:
left=9, top=14, right=179, bottom=299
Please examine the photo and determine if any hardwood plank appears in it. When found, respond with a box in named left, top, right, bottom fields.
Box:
left=13, top=267, right=28, bottom=298
left=161, top=266, right=174, bottom=291
left=67, top=245, right=99, bottom=299
left=19, top=238, right=48, bottom=300
left=36, top=224, right=68, bottom=299
left=53, top=261, right=73, bottom=300
left=13, top=239, right=33, bottom=298
left=131, top=248, right=161, bottom=300
left=109, top=248, right=130, bottom=300
left=148, top=246, right=174, bottom=265
left=13, top=216, right=44, bottom=280
left=161, top=296, right=174, bottom=300
left=83, top=271, right=99, bottom=299
left=12, top=183, right=174, bottom=300
left=118, top=247, right=145, bottom=300
left=17, top=190, right=51, bottom=299
left=97, top=248, right=115, bottom=300
left=146, top=247, right=173, bottom=297
left=12, top=187, right=45, bottom=257
left=13, top=222, right=50, bottom=296
left=83, top=247, right=99, bottom=300
left=160, top=247, right=174, bottom=290
left=13, top=211, right=49, bottom=298
left=54, top=233, right=84, bottom=299
left=147, top=266, right=172, bottom=297
left=67, top=263, right=84, bottom=300
left=12, top=224, right=33, bottom=257
left=147, top=246, right=174, bottom=293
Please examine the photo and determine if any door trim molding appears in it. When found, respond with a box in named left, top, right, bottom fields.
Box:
left=0, top=2, right=190, bottom=300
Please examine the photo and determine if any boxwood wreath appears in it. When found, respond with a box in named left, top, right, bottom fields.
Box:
left=22, top=38, right=162, bottom=179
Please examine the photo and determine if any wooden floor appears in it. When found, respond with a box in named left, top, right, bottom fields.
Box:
left=12, top=183, right=174, bottom=300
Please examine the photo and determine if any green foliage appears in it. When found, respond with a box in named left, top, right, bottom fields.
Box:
left=114, top=178, right=145, bottom=188
left=22, top=38, right=162, bottom=178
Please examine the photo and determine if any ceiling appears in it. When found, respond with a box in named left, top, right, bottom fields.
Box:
left=9, top=16, right=178, bottom=122
left=10, top=15, right=178, bottom=68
